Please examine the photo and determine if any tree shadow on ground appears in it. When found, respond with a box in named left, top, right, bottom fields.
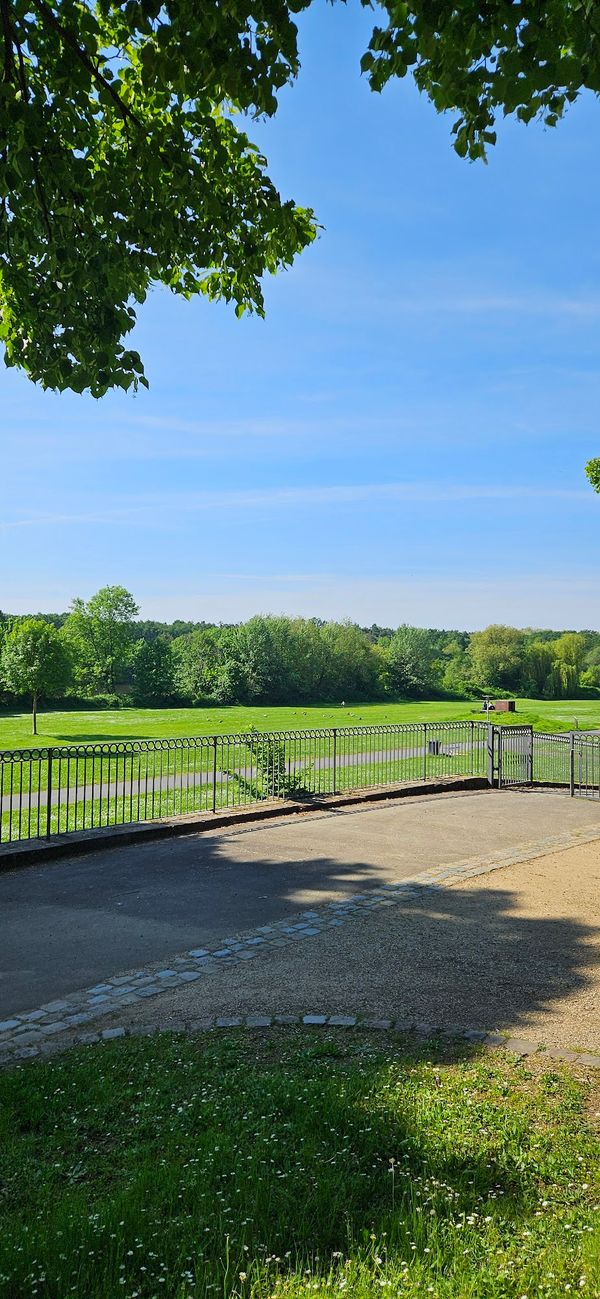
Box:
left=50, top=732, right=159, bottom=742
left=2, top=814, right=598, bottom=1047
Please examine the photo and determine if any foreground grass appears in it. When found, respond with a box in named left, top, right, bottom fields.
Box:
left=0, top=1032, right=599, bottom=1299
left=1, top=697, right=599, bottom=749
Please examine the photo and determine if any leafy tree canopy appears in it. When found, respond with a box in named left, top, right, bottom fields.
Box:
left=2, top=2, right=599, bottom=395
left=0, top=617, right=71, bottom=732
left=131, top=634, right=175, bottom=704
left=586, top=458, right=600, bottom=492
left=468, top=623, right=525, bottom=692
left=63, top=583, right=139, bottom=694
left=385, top=624, right=438, bottom=697
left=0, top=0, right=317, bottom=396
left=362, top=0, right=600, bottom=161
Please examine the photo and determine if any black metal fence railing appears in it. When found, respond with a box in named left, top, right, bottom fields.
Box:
left=0, top=720, right=489, bottom=846
left=532, top=731, right=572, bottom=788
left=2, top=721, right=598, bottom=848
left=533, top=731, right=600, bottom=798
left=570, top=734, right=600, bottom=799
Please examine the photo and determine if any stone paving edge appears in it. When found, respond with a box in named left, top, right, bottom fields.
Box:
left=2, top=1012, right=599, bottom=1071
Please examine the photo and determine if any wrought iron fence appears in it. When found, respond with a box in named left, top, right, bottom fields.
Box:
left=496, top=726, right=533, bottom=787
left=0, top=720, right=489, bottom=845
left=532, top=731, right=572, bottom=788
left=2, top=720, right=598, bottom=849
left=532, top=731, right=600, bottom=798
left=570, top=733, right=600, bottom=799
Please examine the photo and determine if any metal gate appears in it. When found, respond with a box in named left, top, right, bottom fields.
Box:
left=532, top=730, right=600, bottom=798
left=496, top=725, right=533, bottom=788
left=572, top=734, right=600, bottom=799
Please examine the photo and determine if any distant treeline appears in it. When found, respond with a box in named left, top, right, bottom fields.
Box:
left=1, top=585, right=600, bottom=712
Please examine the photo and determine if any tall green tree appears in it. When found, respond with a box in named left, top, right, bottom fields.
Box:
left=131, top=636, right=175, bottom=705
left=581, top=642, right=600, bottom=688
left=0, top=618, right=71, bottom=733
left=441, top=638, right=473, bottom=698
left=544, top=631, right=589, bottom=697
left=385, top=625, right=438, bottom=698
left=3, top=2, right=600, bottom=395
left=551, top=632, right=588, bottom=674
left=63, top=585, right=139, bottom=694
left=228, top=616, right=295, bottom=703
left=173, top=627, right=235, bottom=704
left=318, top=621, right=381, bottom=700
left=468, top=625, right=525, bottom=692
left=523, top=639, right=556, bottom=696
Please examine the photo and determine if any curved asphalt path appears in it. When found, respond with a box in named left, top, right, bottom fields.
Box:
left=2, top=787, right=600, bottom=1019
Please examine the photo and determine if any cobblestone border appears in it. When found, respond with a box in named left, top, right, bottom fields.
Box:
left=2, top=818, right=600, bottom=1068
left=3, top=1012, right=600, bottom=1070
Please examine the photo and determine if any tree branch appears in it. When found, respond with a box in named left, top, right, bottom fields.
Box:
left=12, top=31, right=53, bottom=243
left=1, top=0, right=15, bottom=83
left=30, top=0, right=143, bottom=129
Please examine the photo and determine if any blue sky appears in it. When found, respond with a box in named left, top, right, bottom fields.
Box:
left=2, top=3, right=600, bottom=629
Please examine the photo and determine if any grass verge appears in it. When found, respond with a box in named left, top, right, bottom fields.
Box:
left=0, top=1030, right=598, bottom=1298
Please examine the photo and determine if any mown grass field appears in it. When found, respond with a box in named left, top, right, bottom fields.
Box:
left=0, top=1030, right=598, bottom=1299
left=1, top=697, right=599, bottom=750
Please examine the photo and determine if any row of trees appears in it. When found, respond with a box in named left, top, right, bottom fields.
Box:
left=1, top=588, right=600, bottom=731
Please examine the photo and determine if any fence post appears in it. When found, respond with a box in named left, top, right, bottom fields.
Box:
left=569, top=732, right=575, bottom=798
left=423, top=722, right=427, bottom=781
left=528, top=726, right=534, bottom=785
left=487, top=725, right=496, bottom=787
left=212, top=736, right=218, bottom=813
left=332, top=728, right=337, bottom=795
left=470, top=719, right=475, bottom=774
left=46, top=748, right=53, bottom=838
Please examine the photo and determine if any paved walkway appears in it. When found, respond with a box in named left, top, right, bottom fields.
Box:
left=1, top=789, right=600, bottom=1059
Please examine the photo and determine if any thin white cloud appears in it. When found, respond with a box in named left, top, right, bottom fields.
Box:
left=0, top=509, right=132, bottom=531
left=127, top=410, right=429, bottom=442
left=0, top=479, right=591, bottom=531
left=126, top=481, right=592, bottom=510
left=293, top=261, right=600, bottom=323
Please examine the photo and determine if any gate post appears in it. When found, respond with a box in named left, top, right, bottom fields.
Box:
left=569, top=732, right=575, bottom=798
left=527, top=725, right=534, bottom=785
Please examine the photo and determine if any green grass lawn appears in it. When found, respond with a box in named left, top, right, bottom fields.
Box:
left=0, top=1030, right=598, bottom=1299
left=1, top=697, right=599, bottom=750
